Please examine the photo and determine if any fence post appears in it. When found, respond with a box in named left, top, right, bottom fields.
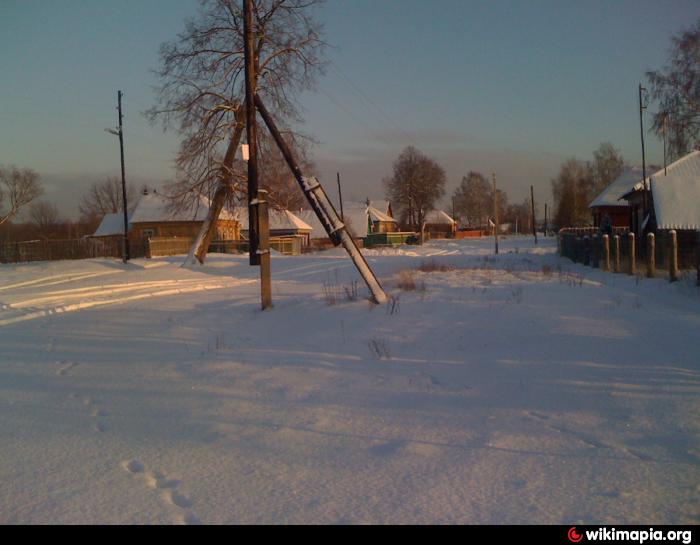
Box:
left=628, top=233, right=636, bottom=276
left=603, top=235, right=610, bottom=272
left=613, top=235, right=621, bottom=273
left=696, top=230, right=700, bottom=287
left=669, top=230, right=679, bottom=283
left=647, top=233, right=655, bottom=278
left=592, top=235, right=600, bottom=268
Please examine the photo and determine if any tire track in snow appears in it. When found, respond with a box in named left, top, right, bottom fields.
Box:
left=7, top=279, right=207, bottom=308
left=0, top=270, right=122, bottom=292
left=0, top=279, right=257, bottom=327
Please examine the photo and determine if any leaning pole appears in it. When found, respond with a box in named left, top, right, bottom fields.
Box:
left=254, top=94, right=388, bottom=304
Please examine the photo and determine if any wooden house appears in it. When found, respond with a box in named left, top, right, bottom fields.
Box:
left=589, top=167, right=643, bottom=229
left=129, top=193, right=240, bottom=242
left=235, top=208, right=313, bottom=246
left=422, top=210, right=456, bottom=238
left=622, top=151, right=700, bottom=240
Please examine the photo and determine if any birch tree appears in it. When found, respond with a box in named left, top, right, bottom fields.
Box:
left=647, top=19, right=700, bottom=160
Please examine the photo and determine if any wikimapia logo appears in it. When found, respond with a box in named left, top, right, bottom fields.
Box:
left=569, top=528, right=584, bottom=543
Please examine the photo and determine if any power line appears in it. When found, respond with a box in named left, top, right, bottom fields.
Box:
left=327, top=63, right=416, bottom=144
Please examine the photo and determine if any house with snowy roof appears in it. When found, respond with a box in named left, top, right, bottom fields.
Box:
left=129, top=192, right=240, bottom=242
left=234, top=208, right=313, bottom=246
left=296, top=201, right=398, bottom=245
left=422, top=210, right=456, bottom=239
left=589, top=167, right=643, bottom=229
left=621, top=150, right=700, bottom=268
left=621, top=150, right=700, bottom=238
left=369, top=200, right=394, bottom=219
left=90, top=212, right=130, bottom=239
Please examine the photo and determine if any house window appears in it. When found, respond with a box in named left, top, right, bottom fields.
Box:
left=142, top=229, right=155, bottom=239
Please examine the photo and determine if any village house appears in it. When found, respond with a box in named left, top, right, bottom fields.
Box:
left=423, top=210, right=457, bottom=239
left=128, top=192, right=240, bottom=242
left=297, top=200, right=399, bottom=247
left=614, top=150, right=700, bottom=270
left=589, top=167, right=644, bottom=229
left=235, top=208, right=313, bottom=247
left=90, top=212, right=128, bottom=240
left=621, top=151, right=700, bottom=240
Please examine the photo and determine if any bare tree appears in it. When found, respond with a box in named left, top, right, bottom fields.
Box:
left=551, top=159, right=595, bottom=228
left=259, top=130, right=315, bottom=210
left=148, top=0, right=326, bottom=263
left=384, top=146, right=446, bottom=231
left=592, top=143, right=624, bottom=194
left=453, top=171, right=491, bottom=227
left=647, top=19, right=700, bottom=160
left=78, top=177, right=137, bottom=225
left=0, top=165, right=43, bottom=226
left=503, top=199, right=532, bottom=234
left=29, top=201, right=61, bottom=239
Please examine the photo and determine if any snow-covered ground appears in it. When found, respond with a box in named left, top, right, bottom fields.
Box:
left=1, top=237, right=699, bottom=524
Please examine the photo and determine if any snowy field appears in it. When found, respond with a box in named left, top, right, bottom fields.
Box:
left=1, top=237, right=699, bottom=524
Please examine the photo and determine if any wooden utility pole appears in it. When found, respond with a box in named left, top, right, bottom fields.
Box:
left=244, top=0, right=260, bottom=266
left=530, top=185, right=538, bottom=244
left=116, top=91, right=130, bottom=263
left=639, top=84, right=649, bottom=214
left=256, top=189, right=273, bottom=309
left=493, top=173, right=499, bottom=255
left=106, top=91, right=131, bottom=263
left=544, top=203, right=548, bottom=237
left=337, top=172, right=344, bottom=222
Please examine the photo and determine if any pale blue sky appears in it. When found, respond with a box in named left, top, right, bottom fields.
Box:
left=1, top=0, right=698, bottom=218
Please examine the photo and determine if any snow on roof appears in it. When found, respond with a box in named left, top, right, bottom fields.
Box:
left=369, top=200, right=391, bottom=216
left=626, top=150, right=700, bottom=195
left=651, top=173, right=700, bottom=230
left=423, top=210, right=455, bottom=225
left=130, top=193, right=235, bottom=224
left=341, top=201, right=371, bottom=238
left=295, top=210, right=328, bottom=239
left=235, top=208, right=312, bottom=232
left=92, top=213, right=128, bottom=237
left=296, top=203, right=395, bottom=239
left=368, top=206, right=396, bottom=224
left=589, top=167, right=644, bottom=208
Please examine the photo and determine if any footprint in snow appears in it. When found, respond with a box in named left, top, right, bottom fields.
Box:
left=145, top=471, right=180, bottom=490
left=56, top=361, right=78, bottom=377
left=176, top=512, right=202, bottom=526
left=122, top=459, right=145, bottom=474
left=163, top=490, right=193, bottom=509
left=121, top=461, right=200, bottom=524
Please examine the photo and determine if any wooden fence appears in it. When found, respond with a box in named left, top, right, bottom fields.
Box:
left=559, top=228, right=700, bottom=284
left=0, top=238, right=148, bottom=264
